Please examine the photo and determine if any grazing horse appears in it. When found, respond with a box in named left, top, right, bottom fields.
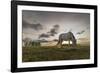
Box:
left=57, top=31, right=76, bottom=47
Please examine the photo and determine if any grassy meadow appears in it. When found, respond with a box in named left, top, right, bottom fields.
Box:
left=22, top=45, right=90, bottom=62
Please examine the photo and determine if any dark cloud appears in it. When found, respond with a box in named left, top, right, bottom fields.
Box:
left=54, top=25, right=59, bottom=28
left=23, top=38, right=32, bottom=42
left=22, top=20, right=43, bottom=30
left=39, top=24, right=60, bottom=38
left=48, top=28, right=57, bottom=36
left=39, top=33, right=50, bottom=38
left=53, top=39, right=58, bottom=42
left=77, top=30, right=85, bottom=35
left=39, top=39, right=48, bottom=42
left=48, top=24, right=59, bottom=36
left=38, top=24, right=59, bottom=38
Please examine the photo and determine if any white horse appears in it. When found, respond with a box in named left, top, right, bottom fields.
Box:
left=57, top=31, right=76, bottom=47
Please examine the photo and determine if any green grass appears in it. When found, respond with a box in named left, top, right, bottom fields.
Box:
left=22, top=45, right=90, bottom=62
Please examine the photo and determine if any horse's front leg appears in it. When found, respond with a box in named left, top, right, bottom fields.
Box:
left=68, top=40, right=70, bottom=46
left=58, top=40, right=62, bottom=48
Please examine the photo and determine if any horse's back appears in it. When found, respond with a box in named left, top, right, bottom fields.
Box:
left=59, top=33, right=69, bottom=40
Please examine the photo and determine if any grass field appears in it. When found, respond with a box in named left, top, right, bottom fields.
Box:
left=22, top=45, right=90, bottom=62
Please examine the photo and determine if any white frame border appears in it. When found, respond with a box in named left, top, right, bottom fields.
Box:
left=17, top=5, right=94, bottom=68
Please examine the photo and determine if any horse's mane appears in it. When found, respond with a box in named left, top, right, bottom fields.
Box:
left=68, top=31, right=76, bottom=40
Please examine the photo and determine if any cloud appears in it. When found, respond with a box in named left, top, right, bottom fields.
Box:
left=22, top=20, right=43, bottom=31
left=39, top=39, right=48, bottom=42
left=39, top=33, right=50, bottom=38
left=23, top=38, right=32, bottom=42
left=78, top=38, right=89, bottom=41
left=53, top=39, right=58, bottom=41
left=77, top=30, right=85, bottom=35
left=39, top=24, right=60, bottom=38
left=54, top=24, right=59, bottom=28
left=48, top=28, right=57, bottom=36
left=48, top=24, right=60, bottom=36
left=86, top=27, right=90, bottom=30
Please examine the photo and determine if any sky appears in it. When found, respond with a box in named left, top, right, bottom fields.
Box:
left=22, top=10, right=90, bottom=44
